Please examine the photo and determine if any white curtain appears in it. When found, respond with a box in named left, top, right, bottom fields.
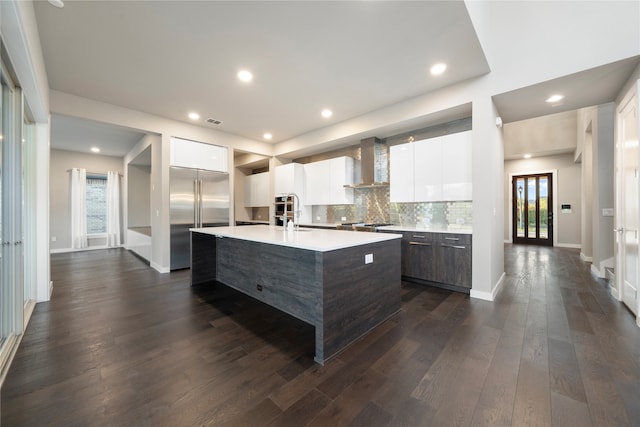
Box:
left=70, top=168, right=87, bottom=249
left=106, top=171, right=121, bottom=247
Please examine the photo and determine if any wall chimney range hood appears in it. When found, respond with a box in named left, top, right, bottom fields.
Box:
left=345, top=137, right=389, bottom=188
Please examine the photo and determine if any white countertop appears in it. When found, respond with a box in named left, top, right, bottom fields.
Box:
left=191, top=225, right=401, bottom=252
left=377, top=225, right=473, bottom=234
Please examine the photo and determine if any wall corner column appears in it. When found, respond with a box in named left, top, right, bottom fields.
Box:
left=471, top=97, right=505, bottom=301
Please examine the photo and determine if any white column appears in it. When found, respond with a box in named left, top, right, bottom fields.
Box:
left=471, top=97, right=505, bottom=300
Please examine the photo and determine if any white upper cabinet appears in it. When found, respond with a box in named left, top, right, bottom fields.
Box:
left=389, top=130, right=472, bottom=203
left=441, top=131, right=472, bottom=200
left=170, top=137, right=228, bottom=172
left=304, top=156, right=354, bottom=205
left=274, top=163, right=311, bottom=223
left=389, top=143, right=414, bottom=203
left=243, top=172, right=271, bottom=207
left=414, top=137, right=443, bottom=202
left=274, top=163, right=305, bottom=197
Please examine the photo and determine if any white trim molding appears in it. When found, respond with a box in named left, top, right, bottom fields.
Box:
left=151, top=261, right=170, bottom=274
left=471, top=272, right=506, bottom=301
left=580, top=253, right=593, bottom=262
left=556, top=243, right=582, bottom=249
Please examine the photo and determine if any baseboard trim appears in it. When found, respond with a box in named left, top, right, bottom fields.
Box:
left=556, top=243, right=582, bottom=249
left=610, top=286, right=620, bottom=300
left=151, top=261, right=170, bottom=274
left=471, top=272, right=505, bottom=302
left=580, top=252, right=593, bottom=262
left=51, top=245, right=124, bottom=254
left=591, top=264, right=605, bottom=278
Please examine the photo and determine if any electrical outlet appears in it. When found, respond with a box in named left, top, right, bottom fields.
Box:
left=341, top=216, right=347, bottom=221
left=51, top=236, right=56, bottom=242
left=365, top=253, right=373, bottom=264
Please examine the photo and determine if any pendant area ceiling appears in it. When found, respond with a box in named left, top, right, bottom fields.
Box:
left=34, top=1, right=490, bottom=144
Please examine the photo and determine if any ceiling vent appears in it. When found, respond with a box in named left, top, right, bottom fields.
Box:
left=206, top=118, right=223, bottom=125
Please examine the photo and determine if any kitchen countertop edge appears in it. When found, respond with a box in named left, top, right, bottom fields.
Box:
left=191, top=225, right=402, bottom=252
left=377, top=225, right=473, bottom=234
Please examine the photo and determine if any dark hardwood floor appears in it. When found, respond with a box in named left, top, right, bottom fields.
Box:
left=2, top=245, right=639, bottom=426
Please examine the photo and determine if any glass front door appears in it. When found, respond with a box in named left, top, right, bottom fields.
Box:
left=513, top=173, right=553, bottom=246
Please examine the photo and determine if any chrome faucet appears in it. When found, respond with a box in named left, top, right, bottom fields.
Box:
left=281, top=193, right=300, bottom=231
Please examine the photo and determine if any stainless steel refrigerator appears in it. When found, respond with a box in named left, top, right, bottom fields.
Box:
left=170, top=166, right=229, bottom=270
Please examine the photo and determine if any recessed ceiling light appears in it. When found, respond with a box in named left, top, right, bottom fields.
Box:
left=237, top=70, right=253, bottom=82
left=263, top=133, right=273, bottom=140
left=48, top=0, right=64, bottom=8
left=188, top=112, right=200, bottom=120
left=430, top=63, right=447, bottom=75
left=321, top=109, right=333, bottom=118
left=546, top=94, right=564, bottom=103
left=91, top=147, right=100, bottom=153
left=523, top=153, right=532, bottom=159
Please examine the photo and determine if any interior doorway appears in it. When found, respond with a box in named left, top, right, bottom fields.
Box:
left=512, top=173, right=553, bottom=246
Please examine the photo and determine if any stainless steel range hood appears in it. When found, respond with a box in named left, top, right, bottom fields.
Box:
left=345, top=137, right=389, bottom=188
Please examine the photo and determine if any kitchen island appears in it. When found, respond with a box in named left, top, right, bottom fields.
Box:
left=190, top=225, right=402, bottom=364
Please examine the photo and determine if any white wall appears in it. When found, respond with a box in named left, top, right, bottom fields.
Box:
left=593, top=104, right=615, bottom=275
left=581, top=111, right=594, bottom=260
left=465, top=0, right=640, bottom=94
left=504, top=154, right=582, bottom=247
left=49, top=149, right=124, bottom=251
left=127, top=164, right=151, bottom=227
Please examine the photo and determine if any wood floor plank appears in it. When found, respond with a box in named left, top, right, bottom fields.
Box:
left=347, top=401, right=392, bottom=427
left=551, top=391, right=593, bottom=427
left=548, top=337, right=588, bottom=403
left=3, top=246, right=640, bottom=426
left=308, top=368, right=387, bottom=427
left=511, top=359, right=552, bottom=427
left=267, top=389, right=331, bottom=427
left=471, top=327, right=524, bottom=427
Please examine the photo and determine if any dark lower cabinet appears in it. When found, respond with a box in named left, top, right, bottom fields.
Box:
left=436, top=234, right=472, bottom=289
left=382, top=230, right=472, bottom=292
left=404, top=232, right=439, bottom=283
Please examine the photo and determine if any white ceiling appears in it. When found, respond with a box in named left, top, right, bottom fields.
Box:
left=34, top=0, right=489, bottom=151
left=50, top=114, right=147, bottom=157
left=493, top=57, right=640, bottom=124
left=33, top=1, right=640, bottom=159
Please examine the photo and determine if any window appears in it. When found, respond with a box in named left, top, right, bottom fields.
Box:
left=86, top=175, right=107, bottom=234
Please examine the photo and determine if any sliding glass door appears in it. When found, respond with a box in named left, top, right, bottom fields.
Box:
left=513, top=173, right=553, bottom=246
left=0, top=52, right=24, bottom=363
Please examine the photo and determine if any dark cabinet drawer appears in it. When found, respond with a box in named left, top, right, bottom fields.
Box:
left=402, top=232, right=437, bottom=282
left=436, top=238, right=472, bottom=288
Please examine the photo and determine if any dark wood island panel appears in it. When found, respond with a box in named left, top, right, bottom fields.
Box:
left=190, top=231, right=401, bottom=363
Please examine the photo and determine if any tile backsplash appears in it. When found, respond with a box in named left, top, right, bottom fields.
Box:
left=312, top=186, right=472, bottom=228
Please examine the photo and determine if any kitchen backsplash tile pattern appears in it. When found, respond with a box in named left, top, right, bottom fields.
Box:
left=313, top=185, right=472, bottom=228
left=390, top=201, right=473, bottom=228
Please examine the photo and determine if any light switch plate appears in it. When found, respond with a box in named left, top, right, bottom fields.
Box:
left=602, top=208, right=614, bottom=217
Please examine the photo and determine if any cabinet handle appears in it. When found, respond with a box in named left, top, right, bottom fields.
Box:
left=412, top=234, right=427, bottom=239
left=440, top=243, right=466, bottom=249
left=444, top=237, right=460, bottom=241
left=409, top=242, right=432, bottom=246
